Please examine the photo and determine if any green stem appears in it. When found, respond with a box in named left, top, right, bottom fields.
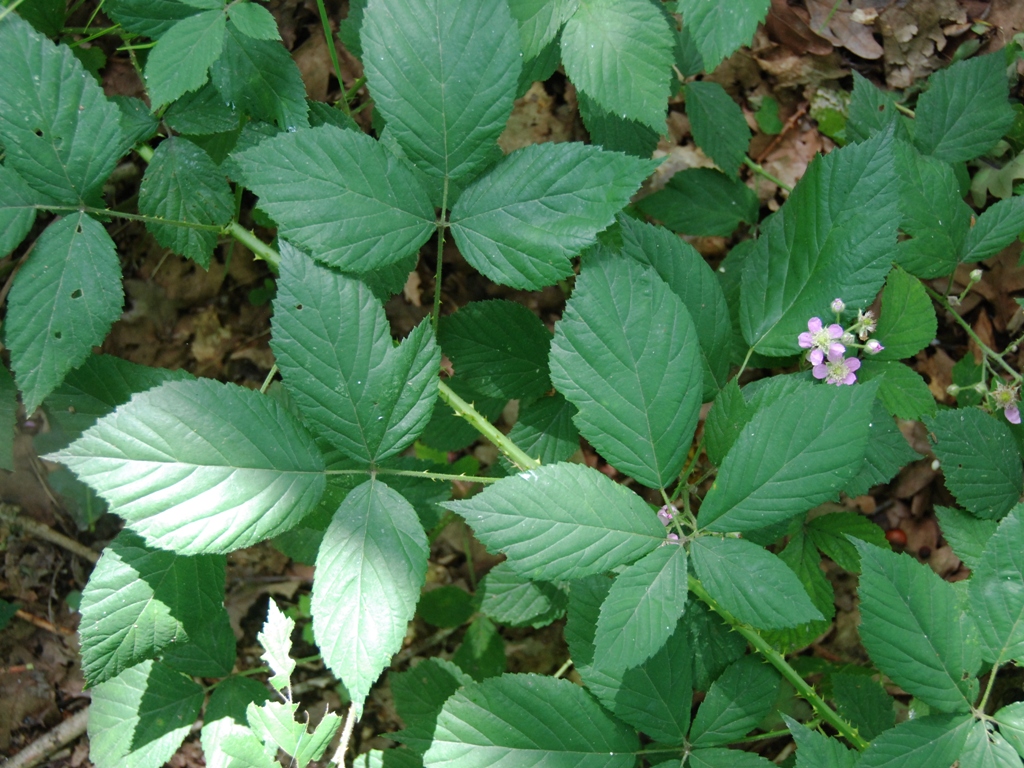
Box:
left=924, top=284, right=1020, bottom=381
left=224, top=220, right=280, bottom=269
left=976, top=660, right=1002, bottom=714
left=0, top=0, right=27, bottom=23
left=744, top=157, right=793, bottom=193
left=34, top=204, right=224, bottom=233
left=736, top=345, right=755, bottom=379
left=688, top=575, right=869, bottom=751
left=433, top=179, right=450, bottom=330
left=313, top=0, right=349, bottom=116
left=437, top=380, right=539, bottom=471
left=326, top=467, right=499, bottom=485
left=894, top=103, right=915, bottom=119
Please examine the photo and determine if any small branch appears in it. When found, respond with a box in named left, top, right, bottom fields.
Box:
left=0, top=505, right=99, bottom=564
left=328, top=703, right=358, bottom=766
left=744, top=158, right=793, bottom=194
left=925, top=284, right=1020, bottom=381
left=437, top=381, right=539, bottom=471
left=224, top=221, right=280, bottom=270
left=14, top=609, right=74, bottom=637
left=326, top=467, right=499, bottom=485
left=0, top=706, right=89, bottom=768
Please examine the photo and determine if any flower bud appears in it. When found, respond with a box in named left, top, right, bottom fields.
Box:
left=841, top=332, right=856, bottom=345
left=946, top=384, right=961, bottom=396
left=830, top=298, right=846, bottom=314
left=865, top=339, right=884, bottom=354
left=969, top=268, right=983, bottom=283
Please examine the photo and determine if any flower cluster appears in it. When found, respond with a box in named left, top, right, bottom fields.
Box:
left=992, top=382, right=1021, bottom=425
left=797, top=299, right=884, bottom=387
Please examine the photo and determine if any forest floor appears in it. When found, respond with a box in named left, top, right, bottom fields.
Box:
left=4, top=0, right=1024, bottom=765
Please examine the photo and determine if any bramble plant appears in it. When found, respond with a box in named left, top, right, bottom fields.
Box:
left=4, top=0, right=1024, bottom=765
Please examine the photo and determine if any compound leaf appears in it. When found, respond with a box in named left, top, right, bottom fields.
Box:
left=854, top=540, right=980, bottom=713
left=361, top=0, right=521, bottom=202
left=549, top=254, right=702, bottom=489
left=422, top=674, right=638, bottom=767
left=450, top=142, right=658, bottom=289
left=0, top=14, right=125, bottom=206
left=47, top=378, right=326, bottom=555
left=677, top=0, right=769, bottom=70
left=561, top=0, right=673, bottom=132
left=138, top=136, right=234, bottom=268
left=6, top=213, right=124, bottom=413
left=145, top=10, right=226, bottom=107
left=444, top=462, right=665, bottom=581
left=271, top=244, right=440, bottom=463
left=236, top=126, right=435, bottom=273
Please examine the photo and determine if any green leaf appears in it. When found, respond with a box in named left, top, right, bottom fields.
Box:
left=138, top=136, right=233, bottom=267
left=689, top=655, right=780, bottom=747
left=929, top=408, right=1023, bottom=519
left=704, top=380, right=749, bottom=468
left=969, top=506, right=1024, bottom=664
left=361, top=0, right=521, bottom=202
left=913, top=53, right=1015, bottom=163
left=830, top=672, right=894, bottom=741
left=145, top=10, right=226, bottom=107
left=159, top=612, right=235, bottom=679
left=784, top=715, right=858, bottom=768
left=15, top=0, right=67, bottom=35
left=962, top=197, right=1024, bottom=263
left=227, top=2, right=279, bottom=39
left=258, top=599, right=295, bottom=691
left=685, top=81, right=750, bottom=179
left=858, top=360, right=937, bottom=420
left=560, top=0, right=672, bottom=132
left=0, top=366, right=13, bottom=472
left=806, top=512, right=888, bottom=572
left=636, top=167, right=759, bottom=237
left=688, top=749, right=776, bottom=768
left=237, top=127, right=434, bottom=272
left=271, top=245, right=439, bottom=463
left=853, top=540, right=980, bottom=712
left=418, top=585, right=476, bottom=628
left=577, top=91, right=661, bottom=158
left=856, top=713, right=973, bottom=768
left=684, top=599, right=746, bottom=690
left=893, top=140, right=972, bottom=279
left=311, top=479, right=428, bottom=717
left=843, top=400, right=921, bottom=498
left=700, top=383, right=875, bottom=533
left=504, top=394, right=580, bottom=468
left=480, top=563, right=566, bottom=628
left=113, top=95, right=160, bottom=148
left=846, top=72, right=905, bottom=144
left=449, top=142, right=658, bottom=289
left=452, top=615, right=506, bottom=681
left=507, top=0, right=576, bottom=60
left=768, top=528, right=834, bottom=651
left=247, top=700, right=340, bottom=766
left=616, top=216, right=734, bottom=398
left=676, top=0, right=769, bottom=70
left=690, top=536, right=823, bottom=629
left=79, top=530, right=226, bottom=687
left=439, top=300, right=551, bottom=400
left=741, top=129, right=899, bottom=355
left=89, top=661, right=205, bottom=768
left=549, top=253, right=702, bottom=488
left=873, top=266, right=937, bottom=360
left=201, top=677, right=273, bottom=768
left=6, top=214, right=124, bottom=413
left=103, top=0, right=198, bottom=38
left=935, top=505, right=997, bottom=572
left=995, top=703, right=1024, bottom=760
left=960, top=721, right=1024, bottom=768
left=391, top=657, right=471, bottom=755
left=47, top=378, right=326, bottom=554
left=423, top=674, right=638, bottom=767
left=0, top=14, right=125, bottom=206
left=594, top=544, right=687, bottom=671
left=444, top=462, right=665, bottom=581
left=0, top=165, right=36, bottom=258
left=211, top=20, right=309, bottom=130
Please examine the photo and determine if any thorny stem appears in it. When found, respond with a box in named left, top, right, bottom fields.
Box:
left=437, top=380, right=539, bottom=471
left=32, top=204, right=223, bottom=233
left=925, top=284, right=1021, bottom=381
left=327, top=467, right=499, bottom=484
left=313, top=0, right=349, bottom=116
left=688, top=575, right=870, bottom=751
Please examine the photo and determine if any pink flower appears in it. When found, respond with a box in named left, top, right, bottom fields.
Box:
left=865, top=339, right=884, bottom=355
left=667, top=533, right=679, bottom=542
left=812, top=350, right=861, bottom=386
left=657, top=505, right=676, bottom=526
left=992, top=382, right=1021, bottom=425
left=798, top=317, right=845, bottom=366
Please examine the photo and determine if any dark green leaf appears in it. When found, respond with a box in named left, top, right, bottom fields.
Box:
left=451, top=615, right=506, bottom=681
left=636, top=167, right=759, bottom=237
left=560, top=0, right=672, bottom=132
left=163, top=83, right=239, bottom=136
left=873, top=266, right=937, bottom=360
left=929, top=408, right=1023, bottom=519
left=685, top=81, right=750, bottom=179
left=439, top=300, right=551, bottom=400
left=14, top=0, right=66, bottom=35
left=145, top=10, right=226, bottom=107
left=846, top=72, right=906, bottom=144
left=684, top=600, right=746, bottom=690
left=418, top=586, right=476, bottom=628
left=704, top=380, right=748, bottom=466
left=854, top=540, right=980, bottom=712
left=689, top=655, right=780, bottom=748
left=479, top=563, right=566, bottom=628
left=113, top=96, right=160, bottom=149
left=48, top=378, right=326, bottom=554
left=856, top=714, right=973, bottom=768
left=89, top=661, right=205, bottom=768
left=103, top=0, right=197, bottom=38
left=914, top=53, right=1015, bottom=163
left=549, top=253, right=702, bottom=488
left=227, top=2, right=279, bottom=39
left=690, top=536, right=823, bottom=629
left=0, top=165, right=36, bottom=258
left=935, top=505, right=997, bottom=572
left=676, top=0, right=769, bottom=70
left=843, top=401, right=921, bottom=498
left=969, top=506, right=1024, bottom=664
left=741, top=129, right=898, bottom=356
left=830, top=672, right=894, bottom=741
left=361, top=0, right=521, bottom=202
left=0, top=365, right=15, bottom=472
left=995, top=703, right=1024, bottom=760
left=504, top=394, right=580, bottom=469
left=507, top=0, right=576, bottom=60
left=0, top=14, right=125, bottom=206
left=959, top=721, right=1022, bottom=768
left=577, top=91, right=661, bottom=158
left=6, top=214, right=124, bottom=413
left=422, top=674, right=639, bottom=767
left=391, top=658, right=471, bottom=755
left=449, top=142, right=658, bottom=289
left=806, top=511, right=888, bottom=572
left=312, top=479, right=428, bottom=717
left=688, top=749, right=775, bottom=768
left=271, top=244, right=440, bottom=463
left=962, top=197, right=1024, bottom=263
left=858, top=360, right=937, bottom=420
left=159, top=610, right=235, bottom=678
left=238, top=127, right=434, bottom=272
left=0, top=599, right=19, bottom=631
left=201, top=677, right=273, bottom=768
left=444, top=462, right=665, bottom=581
left=700, top=383, right=875, bottom=533
left=138, top=136, right=233, bottom=267
left=784, top=715, right=858, bottom=768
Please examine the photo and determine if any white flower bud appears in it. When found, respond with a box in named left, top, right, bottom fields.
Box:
left=841, top=332, right=856, bottom=345
left=865, top=339, right=884, bottom=354
left=969, top=268, right=983, bottom=283
left=830, top=298, right=846, bottom=314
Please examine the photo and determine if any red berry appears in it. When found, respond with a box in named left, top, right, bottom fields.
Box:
left=884, top=529, right=907, bottom=546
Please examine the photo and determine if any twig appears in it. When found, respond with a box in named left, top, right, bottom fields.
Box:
left=0, top=706, right=89, bottom=768
left=0, top=505, right=100, bottom=564
left=754, top=101, right=809, bottom=164
left=14, top=609, right=73, bottom=637
left=328, top=704, right=358, bottom=766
